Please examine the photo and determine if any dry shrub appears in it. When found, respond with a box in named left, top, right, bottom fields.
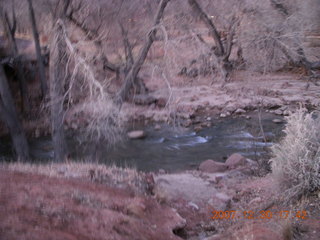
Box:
left=77, top=97, right=126, bottom=145
left=270, top=108, right=320, bottom=202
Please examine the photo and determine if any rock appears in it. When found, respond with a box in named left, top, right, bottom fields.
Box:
left=194, top=125, right=203, bottom=132
left=208, top=192, right=232, bottom=211
left=206, top=117, right=211, bottom=121
left=283, top=110, right=290, bottom=116
left=225, top=153, right=246, bottom=169
left=220, top=113, right=227, bottom=118
left=199, top=160, right=228, bottom=173
left=181, top=113, right=191, bottom=119
left=187, top=201, right=199, bottom=211
left=235, top=108, right=246, bottom=114
left=272, top=118, right=283, bottom=124
left=156, top=97, right=167, bottom=108
left=35, top=128, right=40, bottom=138
left=274, top=109, right=283, bottom=115
left=128, top=130, right=146, bottom=139
left=133, top=94, right=156, bottom=105
left=193, top=116, right=202, bottom=124
left=183, top=119, right=193, bottom=127
left=245, top=115, right=251, bottom=119
left=190, top=96, right=199, bottom=102
left=248, top=197, right=262, bottom=205
left=154, top=124, right=161, bottom=130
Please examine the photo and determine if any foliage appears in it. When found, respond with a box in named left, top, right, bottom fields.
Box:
left=270, top=108, right=320, bottom=202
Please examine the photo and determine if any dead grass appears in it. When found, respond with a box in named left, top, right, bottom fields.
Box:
left=0, top=161, right=151, bottom=195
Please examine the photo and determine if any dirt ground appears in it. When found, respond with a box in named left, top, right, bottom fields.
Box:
left=0, top=167, right=185, bottom=240
left=1, top=162, right=319, bottom=240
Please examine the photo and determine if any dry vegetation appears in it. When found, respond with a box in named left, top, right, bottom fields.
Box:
left=270, top=108, right=320, bottom=203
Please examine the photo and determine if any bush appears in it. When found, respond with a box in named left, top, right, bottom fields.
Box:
left=270, top=108, right=320, bottom=202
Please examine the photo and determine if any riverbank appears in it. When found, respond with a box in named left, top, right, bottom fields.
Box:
left=1, top=160, right=319, bottom=240
left=1, top=72, right=319, bottom=139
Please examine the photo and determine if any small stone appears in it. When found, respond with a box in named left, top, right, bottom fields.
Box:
left=235, top=108, right=246, bottom=114
left=35, top=128, right=40, bottom=138
left=190, top=96, right=199, bottom=102
left=206, top=117, right=211, bottom=121
left=246, top=115, right=251, bottom=119
left=272, top=119, right=283, bottom=124
left=154, top=124, right=161, bottom=130
left=199, top=160, right=228, bottom=173
left=71, top=122, right=78, bottom=130
left=274, top=109, right=283, bottom=115
left=194, top=125, right=203, bottom=132
left=128, top=130, right=146, bottom=139
left=183, top=119, right=193, bottom=127
left=187, top=201, right=199, bottom=211
left=220, top=113, right=227, bottom=118
left=248, top=197, right=262, bottom=205
left=156, top=97, right=167, bottom=108
left=283, top=110, right=290, bottom=116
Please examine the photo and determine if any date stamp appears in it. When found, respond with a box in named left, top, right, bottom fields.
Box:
left=211, top=210, right=308, bottom=220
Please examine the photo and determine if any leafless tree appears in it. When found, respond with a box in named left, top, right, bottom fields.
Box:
left=27, top=0, right=48, bottom=98
left=0, top=3, right=30, bottom=112
left=49, top=0, right=70, bottom=162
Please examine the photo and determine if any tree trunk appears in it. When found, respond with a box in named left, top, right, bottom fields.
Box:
left=116, top=0, right=170, bottom=104
left=188, top=0, right=234, bottom=82
left=49, top=20, right=68, bottom=162
left=1, top=9, right=30, bottom=112
left=27, top=0, right=47, bottom=98
left=0, top=65, right=29, bottom=161
left=188, top=0, right=224, bottom=56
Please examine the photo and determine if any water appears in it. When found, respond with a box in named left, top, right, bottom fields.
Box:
left=0, top=113, right=285, bottom=172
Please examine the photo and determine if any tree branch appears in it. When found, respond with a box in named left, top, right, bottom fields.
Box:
left=116, top=0, right=170, bottom=104
left=188, top=0, right=224, bottom=56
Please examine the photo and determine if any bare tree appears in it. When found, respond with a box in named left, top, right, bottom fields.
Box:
left=187, top=0, right=237, bottom=82
left=116, top=0, right=171, bottom=103
left=269, top=0, right=320, bottom=76
left=0, top=64, right=29, bottom=161
left=49, top=0, right=70, bottom=162
left=0, top=4, right=30, bottom=112
left=27, top=0, right=48, bottom=98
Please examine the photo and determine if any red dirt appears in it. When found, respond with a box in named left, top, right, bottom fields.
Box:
left=0, top=170, right=185, bottom=240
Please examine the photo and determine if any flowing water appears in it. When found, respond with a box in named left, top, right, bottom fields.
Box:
left=0, top=112, right=285, bottom=172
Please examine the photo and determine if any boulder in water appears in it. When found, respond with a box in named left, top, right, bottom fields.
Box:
left=128, top=130, right=146, bottom=139
left=225, top=153, right=246, bottom=169
left=198, top=160, right=228, bottom=173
